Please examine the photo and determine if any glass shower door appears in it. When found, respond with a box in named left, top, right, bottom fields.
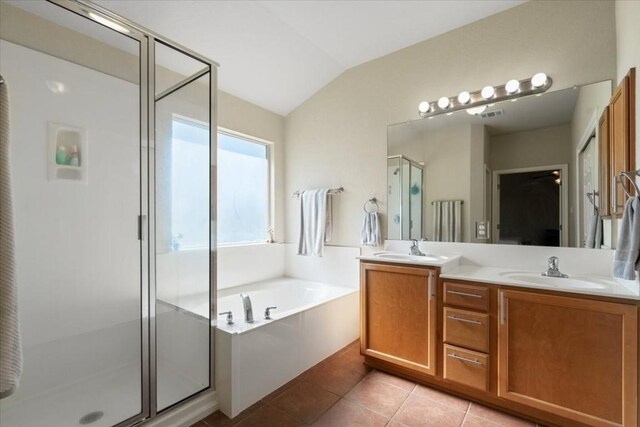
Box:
left=0, top=1, right=144, bottom=426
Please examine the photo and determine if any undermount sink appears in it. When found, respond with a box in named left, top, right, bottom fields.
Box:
left=498, top=272, right=609, bottom=290
left=372, top=251, right=448, bottom=263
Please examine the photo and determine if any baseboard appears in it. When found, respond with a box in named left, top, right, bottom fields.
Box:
left=143, top=390, right=218, bottom=427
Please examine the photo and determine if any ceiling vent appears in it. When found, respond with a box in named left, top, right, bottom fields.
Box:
left=480, top=109, right=504, bottom=119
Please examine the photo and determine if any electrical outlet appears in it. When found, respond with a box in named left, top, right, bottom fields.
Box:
left=476, top=221, right=490, bottom=239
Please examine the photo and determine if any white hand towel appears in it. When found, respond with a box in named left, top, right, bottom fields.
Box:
left=585, top=211, right=602, bottom=249
left=613, top=197, right=640, bottom=280
left=361, top=211, right=381, bottom=246
left=298, top=189, right=330, bottom=257
left=0, top=78, right=22, bottom=399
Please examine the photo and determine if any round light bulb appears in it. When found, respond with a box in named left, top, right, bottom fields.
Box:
left=531, top=72, right=548, bottom=88
left=437, top=97, right=450, bottom=109
left=466, top=105, right=487, bottom=116
left=505, top=79, right=520, bottom=94
left=418, top=101, right=431, bottom=114
left=481, top=86, right=495, bottom=99
left=457, top=91, right=471, bottom=104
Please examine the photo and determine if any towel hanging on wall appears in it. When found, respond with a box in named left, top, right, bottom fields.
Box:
left=613, top=196, right=640, bottom=280
left=0, top=76, right=23, bottom=399
left=432, top=200, right=463, bottom=242
left=297, top=189, right=332, bottom=257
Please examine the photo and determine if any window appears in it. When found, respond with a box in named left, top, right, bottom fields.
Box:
left=170, top=118, right=210, bottom=250
left=217, top=131, right=270, bottom=245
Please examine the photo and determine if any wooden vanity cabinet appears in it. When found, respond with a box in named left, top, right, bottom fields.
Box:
left=359, top=262, right=437, bottom=376
left=600, top=67, right=636, bottom=217
left=498, top=289, right=638, bottom=427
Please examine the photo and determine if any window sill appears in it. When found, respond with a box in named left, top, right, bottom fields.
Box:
left=217, top=242, right=278, bottom=248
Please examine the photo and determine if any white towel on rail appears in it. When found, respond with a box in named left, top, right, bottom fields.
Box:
left=0, top=78, right=22, bottom=399
left=433, top=200, right=463, bottom=242
left=613, top=197, right=640, bottom=280
left=361, top=211, right=381, bottom=246
left=298, top=189, right=331, bottom=257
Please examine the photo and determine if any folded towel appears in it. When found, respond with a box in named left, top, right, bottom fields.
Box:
left=585, top=211, right=602, bottom=249
left=0, top=78, right=22, bottom=399
left=297, top=189, right=331, bottom=257
left=361, top=211, right=381, bottom=246
left=613, top=197, right=640, bottom=280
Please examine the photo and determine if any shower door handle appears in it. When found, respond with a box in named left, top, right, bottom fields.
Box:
left=138, top=215, right=146, bottom=240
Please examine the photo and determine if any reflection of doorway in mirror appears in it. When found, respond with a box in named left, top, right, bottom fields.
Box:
left=579, top=136, right=599, bottom=248
left=492, top=165, right=568, bottom=246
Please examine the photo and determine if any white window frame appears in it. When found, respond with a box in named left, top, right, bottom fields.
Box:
left=217, top=127, right=274, bottom=246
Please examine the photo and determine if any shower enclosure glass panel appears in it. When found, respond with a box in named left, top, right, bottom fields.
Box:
left=154, top=41, right=211, bottom=412
left=387, top=155, right=424, bottom=240
left=0, top=1, right=143, bottom=426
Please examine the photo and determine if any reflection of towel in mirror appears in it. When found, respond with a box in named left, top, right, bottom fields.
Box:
left=297, top=189, right=331, bottom=257
left=361, top=212, right=381, bottom=246
left=585, top=212, right=602, bottom=249
left=433, top=200, right=462, bottom=242
left=613, top=197, right=640, bottom=280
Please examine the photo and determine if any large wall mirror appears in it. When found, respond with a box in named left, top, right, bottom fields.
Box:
left=387, top=80, right=614, bottom=249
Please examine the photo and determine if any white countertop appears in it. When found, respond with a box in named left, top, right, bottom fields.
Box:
left=440, top=264, right=640, bottom=301
left=357, top=252, right=461, bottom=271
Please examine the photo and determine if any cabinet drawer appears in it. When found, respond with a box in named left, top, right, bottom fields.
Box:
left=443, top=344, right=489, bottom=392
left=443, top=282, right=489, bottom=312
left=443, top=307, right=489, bottom=353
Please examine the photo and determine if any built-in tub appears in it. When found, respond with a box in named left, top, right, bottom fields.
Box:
left=215, top=277, right=359, bottom=418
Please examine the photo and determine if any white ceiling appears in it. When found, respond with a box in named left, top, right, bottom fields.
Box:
left=95, top=0, right=524, bottom=115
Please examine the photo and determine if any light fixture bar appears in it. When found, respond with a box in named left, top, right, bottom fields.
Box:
left=417, top=74, right=552, bottom=118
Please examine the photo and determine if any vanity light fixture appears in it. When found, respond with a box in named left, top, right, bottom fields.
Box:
left=416, top=73, right=552, bottom=118
left=418, top=101, right=431, bottom=117
left=505, top=79, right=520, bottom=94
left=531, top=72, right=548, bottom=88
left=457, top=91, right=471, bottom=104
left=437, top=97, right=451, bottom=109
left=481, top=86, right=495, bottom=99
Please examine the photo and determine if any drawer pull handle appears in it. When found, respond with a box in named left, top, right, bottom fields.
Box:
left=447, top=290, right=482, bottom=298
left=447, top=353, right=482, bottom=365
left=447, top=315, right=482, bottom=325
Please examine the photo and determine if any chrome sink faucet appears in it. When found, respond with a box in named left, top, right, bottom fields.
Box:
left=541, top=256, right=568, bottom=278
left=409, top=239, right=426, bottom=256
left=240, top=293, right=254, bottom=323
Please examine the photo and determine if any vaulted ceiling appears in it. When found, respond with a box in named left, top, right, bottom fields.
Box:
left=96, top=0, right=524, bottom=115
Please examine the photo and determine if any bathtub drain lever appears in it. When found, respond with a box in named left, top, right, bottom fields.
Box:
left=264, top=306, right=277, bottom=320
left=219, top=311, right=234, bottom=325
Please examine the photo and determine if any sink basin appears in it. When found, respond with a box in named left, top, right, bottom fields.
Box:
left=372, top=251, right=448, bottom=263
left=499, top=272, right=610, bottom=290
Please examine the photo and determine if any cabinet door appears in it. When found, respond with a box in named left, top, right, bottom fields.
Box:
left=599, top=106, right=611, bottom=216
left=610, top=68, right=636, bottom=216
left=360, top=262, right=437, bottom=376
left=498, top=290, right=637, bottom=426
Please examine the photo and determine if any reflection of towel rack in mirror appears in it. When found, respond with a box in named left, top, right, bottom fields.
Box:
left=292, top=186, right=343, bottom=198
left=614, top=169, right=640, bottom=209
left=586, top=190, right=598, bottom=215
left=364, top=198, right=379, bottom=213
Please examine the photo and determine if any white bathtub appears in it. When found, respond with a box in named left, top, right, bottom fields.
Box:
left=214, top=277, right=359, bottom=418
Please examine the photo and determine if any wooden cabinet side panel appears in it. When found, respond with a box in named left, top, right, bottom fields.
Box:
left=599, top=106, right=611, bottom=216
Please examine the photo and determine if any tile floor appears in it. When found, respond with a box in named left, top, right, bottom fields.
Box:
left=192, top=340, right=542, bottom=427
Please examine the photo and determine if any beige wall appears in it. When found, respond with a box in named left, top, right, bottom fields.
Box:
left=489, top=125, right=572, bottom=172
left=284, top=0, right=617, bottom=246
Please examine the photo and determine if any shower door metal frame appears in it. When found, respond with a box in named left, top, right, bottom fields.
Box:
left=45, top=1, right=219, bottom=425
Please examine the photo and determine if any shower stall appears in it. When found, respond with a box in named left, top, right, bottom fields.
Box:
left=387, top=155, right=424, bottom=240
left=0, top=1, right=216, bottom=426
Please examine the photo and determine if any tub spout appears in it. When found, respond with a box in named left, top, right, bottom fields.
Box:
left=240, top=293, right=254, bottom=323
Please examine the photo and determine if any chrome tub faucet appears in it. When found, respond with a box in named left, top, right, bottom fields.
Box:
left=240, top=293, right=254, bottom=323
